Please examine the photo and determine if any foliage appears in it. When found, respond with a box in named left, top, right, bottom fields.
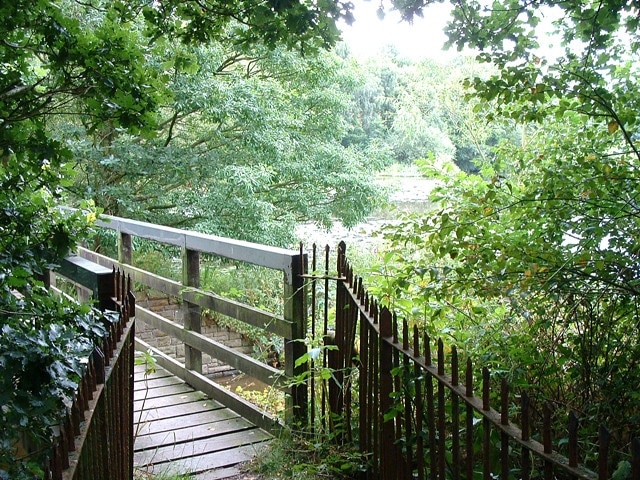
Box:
left=0, top=297, right=116, bottom=479
left=133, top=468, right=191, bottom=480
left=231, top=383, right=285, bottom=418
left=338, top=49, right=515, bottom=172
left=369, top=0, right=640, bottom=462
left=0, top=0, right=359, bottom=475
left=249, top=429, right=367, bottom=479
left=63, top=40, right=382, bottom=245
left=201, top=259, right=285, bottom=362
left=0, top=115, right=105, bottom=476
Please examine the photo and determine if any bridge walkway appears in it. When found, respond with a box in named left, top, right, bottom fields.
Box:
left=133, top=364, right=271, bottom=479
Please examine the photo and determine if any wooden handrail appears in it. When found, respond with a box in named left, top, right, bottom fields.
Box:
left=82, top=213, right=308, bottom=427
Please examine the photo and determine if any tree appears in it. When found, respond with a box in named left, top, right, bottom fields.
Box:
left=388, top=59, right=456, bottom=164
left=1, top=1, right=358, bottom=475
left=59, top=39, right=382, bottom=246
left=371, top=0, right=640, bottom=459
left=2, top=0, right=356, bottom=195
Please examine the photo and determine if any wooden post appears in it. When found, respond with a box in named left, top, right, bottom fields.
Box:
left=284, top=252, right=307, bottom=425
left=118, top=233, right=132, bottom=265
left=182, top=248, right=202, bottom=373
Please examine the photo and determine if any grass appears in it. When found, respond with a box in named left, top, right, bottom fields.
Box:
left=133, top=469, right=190, bottom=480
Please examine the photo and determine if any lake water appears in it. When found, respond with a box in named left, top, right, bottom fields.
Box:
left=295, top=173, right=437, bottom=252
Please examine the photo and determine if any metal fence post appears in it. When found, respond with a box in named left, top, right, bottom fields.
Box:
left=284, top=252, right=308, bottom=425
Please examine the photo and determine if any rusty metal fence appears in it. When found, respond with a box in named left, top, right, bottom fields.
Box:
left=43, top=265, right=135, bottom=480
left=305, top=242, right=640, bottom=480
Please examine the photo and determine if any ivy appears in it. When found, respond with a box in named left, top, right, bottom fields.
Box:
left=0, top=288, right=113, bottom=478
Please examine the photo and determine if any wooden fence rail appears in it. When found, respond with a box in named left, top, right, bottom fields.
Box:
left=41, top=261, right=135, bottom=479
left=308, top=242, right=640, bottom=480
left=77, top=213, right=307, bottom=430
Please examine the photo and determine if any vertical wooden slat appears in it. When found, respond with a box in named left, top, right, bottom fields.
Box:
left=482, top=367, right=491, bottom=480
left=391, top=314, right=404, bottom=478
left=310, top=244, right=317, bottom=433
left=113, top=266, right=119, bottom=304
left=521, top=391, right=531, bottom=480
left=101, top=337, right=110, bottom=367
left=284, top=249, right=308, bottom=424
left=345, top=282, right=357, bottom=443
left=360, top=305, right=370, bottom=460
left=127, top=274, right=135, bottom=317
left=322, top=245, right=330, bottom=431
left=127, top=315, right=135, bottom=479
left=631, top=437, right=640, bottom=480
left=372, top=325, right=380, bottom=476
left=500, top=378, right=509, bottom=480
left=52, top=436, right=63, bottom=479
left=599, top=426, right=610, bottom=480
left=543, top=404, right=553, bottom=480
left=61, top=414, right=72, bottom=468
left=117, top=232, right=132, bottom=265
left=568, top=412, right=579, bottom=468
left=183, top=248, right=202, bottom=373
left=403, top=320, right=413, bottom=477
left=437, top=340, right=446, bottom=480
left=93, top=348, right=105, bottom=387
left=114, top=344, right=122, bottom=479
left=333, top=249, right=346, bottom=423
left=425, top=335, right=437, bottom=480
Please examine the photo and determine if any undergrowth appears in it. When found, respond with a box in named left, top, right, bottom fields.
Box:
left=248, top=429, right=367, bottom=479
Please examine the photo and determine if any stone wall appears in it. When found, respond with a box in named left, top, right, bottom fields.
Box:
left=135, top=292, right=255, bottom=377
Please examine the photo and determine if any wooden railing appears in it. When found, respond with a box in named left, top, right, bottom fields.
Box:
left=44, top=258, right=135, bottom=480
left=310, top=243, right=640, bottom=480
left=77, top=214, right=308, bottom=430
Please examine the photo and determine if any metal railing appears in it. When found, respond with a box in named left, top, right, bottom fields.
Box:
left=44, top=259, right=135, bottom=480
left=308, top=242, right=640, bottom=480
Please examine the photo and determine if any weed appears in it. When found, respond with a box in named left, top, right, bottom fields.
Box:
left=248, top=429, right=367, bottom=479
left=133, top=468, right=190, bottom=480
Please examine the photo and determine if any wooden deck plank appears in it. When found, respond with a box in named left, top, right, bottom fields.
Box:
left=190, top=465, right=244, bottom=480
left=134, top=374, right=185, bottom=391
left=134, top=428, right=271, bottom=465
left=134, top=382, right=194, bottom=401
left=134, top=363, right=174, bottom=380
left=134, top=389, right=209, bottom=411
left=136, top=398, right=225, bottom=422
left=151, top=443, right=269, bottom=476
left=134, top=416, right=256, bottom=451
left=135, top=407, right=241, bottom=436
left=134, top=365, right=271, bottom=479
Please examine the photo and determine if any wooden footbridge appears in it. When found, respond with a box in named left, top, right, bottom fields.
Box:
left=48, top=213, right=307, bottom=479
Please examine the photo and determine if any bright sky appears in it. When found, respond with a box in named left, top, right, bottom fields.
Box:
left=338, top=0, right=456, bottom=62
